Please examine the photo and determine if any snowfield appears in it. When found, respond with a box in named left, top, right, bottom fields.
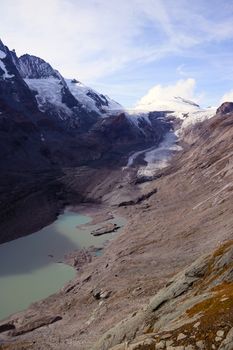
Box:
left=178, top=107, right=216, bottom=129
left=24, top=74, right=123, bottom=118
left=134, top=94, right=216, bottom=130
left=24, top=77, right=72, bottom=118
left=135, top=95, right=200, bottom=113
left=66, top=79, right=122, bottom=115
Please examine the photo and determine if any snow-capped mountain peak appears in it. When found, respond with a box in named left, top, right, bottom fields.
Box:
left=11, top=52, right=123, bottom=119
left=66, top=78, right=122, bottom=115
left=17, top=54, right=59, bottom=79
left=135, top=92, right=216, bottom=130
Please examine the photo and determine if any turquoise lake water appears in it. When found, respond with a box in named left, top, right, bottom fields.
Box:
left=0, top=210, right=124, bottom=321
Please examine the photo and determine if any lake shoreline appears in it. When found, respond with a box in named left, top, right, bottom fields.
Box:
left=0, top=202, right=126, bottom=323
left=62, top=204, right=124, bottom=267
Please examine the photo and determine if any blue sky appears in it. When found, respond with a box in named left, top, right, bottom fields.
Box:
left=1, top=0, right=233, bottom=107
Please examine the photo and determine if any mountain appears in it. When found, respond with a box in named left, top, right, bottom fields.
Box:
left=135, top=93, right=216, bottom=130
left=66, top=78, right=121, bottom=115
left=15, top=53, right=122, bottom=121
left=14, top=53, right=101, bottom=129
left=0, top=38, right=171, bottom=240
left=0, top=39, right=171, bottom=172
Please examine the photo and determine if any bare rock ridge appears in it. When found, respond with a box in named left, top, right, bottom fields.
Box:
left=216, top=102, right=233, bottom=115
left=16, top=54, right=61, bottom=79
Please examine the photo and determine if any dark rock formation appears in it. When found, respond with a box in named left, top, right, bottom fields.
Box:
left=91, top=223, right=120, bottom=236
left=16, top=54, right=60, bottom=79
left=9, top=316, right=62, bottom=336
left=95, top=242, right=233, bottom=350
left=92, top=288, right=112, bottom=300
left=216, top=102, right=233, bottom=115
left=118, top=188, right=157, bottom=206
left=0, top=321, right=15, bottom=334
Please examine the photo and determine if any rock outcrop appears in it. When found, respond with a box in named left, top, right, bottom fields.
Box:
left=91, top=223, right=120, bottom=236
left=216, top=102, right=233, bottom=116
left=96, top=242, right=233, bottom=350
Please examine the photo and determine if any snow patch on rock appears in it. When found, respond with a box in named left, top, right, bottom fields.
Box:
left=0, top=50, right=14, bottom=80
left=0, top=50, right=6, bottom=59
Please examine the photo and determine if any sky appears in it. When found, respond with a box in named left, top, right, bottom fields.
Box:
left=1, top=0, right=233, bottom=108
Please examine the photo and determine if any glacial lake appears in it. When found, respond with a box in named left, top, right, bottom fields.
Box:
left=0, top=210, right=125, bottom=321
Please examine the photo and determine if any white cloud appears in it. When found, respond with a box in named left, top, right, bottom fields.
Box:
left=136, top=79, right=197, bottom=104
left=134, top=78, right=207, bottom=111
left=1, top=0, right=233, bottom=109
left=1, top=0, right=233, bottom=83
left=220, top=90, right=233, bottom=104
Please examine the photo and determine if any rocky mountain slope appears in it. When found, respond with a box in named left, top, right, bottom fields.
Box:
left=1, top=103, right=233, bottom=349
left=0, top=38, right=171, bottom=244
left=94, top=102, right=233, bottom=350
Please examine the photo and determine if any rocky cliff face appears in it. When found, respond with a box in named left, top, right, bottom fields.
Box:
left=216, top=102, right=233, bottom=116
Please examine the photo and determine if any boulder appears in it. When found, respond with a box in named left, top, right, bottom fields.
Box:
left=91, top=223, right=120, bottom=236
left=10, top=315, right=62, bottom=336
